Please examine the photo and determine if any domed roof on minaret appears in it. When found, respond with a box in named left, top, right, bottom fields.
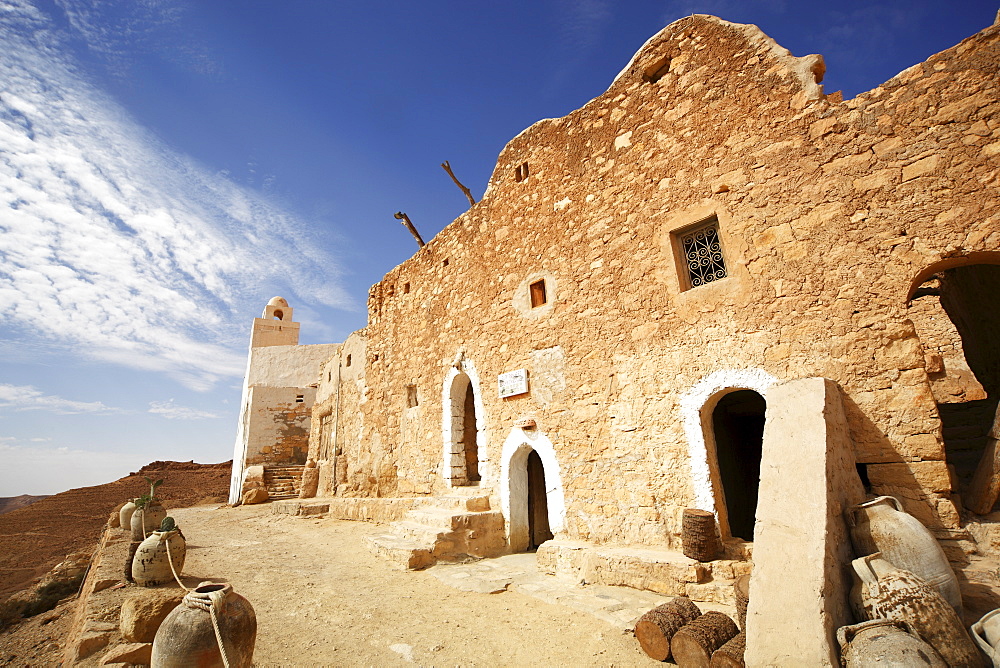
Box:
left=267, top=296, right=289, bottom=307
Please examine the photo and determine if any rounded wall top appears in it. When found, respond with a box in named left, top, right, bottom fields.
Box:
left=267, top=296, right=289, bottom=307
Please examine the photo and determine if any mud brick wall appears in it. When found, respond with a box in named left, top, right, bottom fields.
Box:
left=311, top=16, right=1000, bottom=545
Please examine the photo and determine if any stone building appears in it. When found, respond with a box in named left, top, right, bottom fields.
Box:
left=228, top=297, right=338, bottom=502
left=230, top=14, right=1000, bottom=664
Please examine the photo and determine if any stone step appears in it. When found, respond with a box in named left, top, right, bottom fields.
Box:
left=417, top=495, right=491, bottom=512
left=537, top=539, right=752, bottom=604
left=363, top=534, right=435, bottom=571
left=405, top=507, right=503, bottom=531
left=394, top=520, right=447, bottom=546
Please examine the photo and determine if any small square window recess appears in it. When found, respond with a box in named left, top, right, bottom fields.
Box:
left=514, top=162, right=530, bottom=182
left=529, top=279, right=547, bottom=308
left=406, top=384, right=418, bottom=408
left=403, top=282, right=410, bottom=294
left=295, top=394, right=304, bottom=403
left=346, top=354, right=352, bottom=367
left=677, top=218, right=728, bottom=289
left=443, top=258, right=449, bottom=267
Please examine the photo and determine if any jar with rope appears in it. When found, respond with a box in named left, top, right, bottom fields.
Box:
left=151, top=581, right=257, bottom=668
left=133, top=517, right=186, bottom=587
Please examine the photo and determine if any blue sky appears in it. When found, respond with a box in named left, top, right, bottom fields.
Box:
left=0, top=0, right=996, bottom=495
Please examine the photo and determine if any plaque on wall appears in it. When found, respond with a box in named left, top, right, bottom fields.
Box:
left=498, top=369, right=529, bottom=398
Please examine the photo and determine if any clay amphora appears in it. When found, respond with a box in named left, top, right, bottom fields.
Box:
left=133, top=529, right=186, bottom=587
left=971, top=608, right=1000, bottom=667
left=837, top=618, right=946, bottom=667
left=151, top=582, right=257, bottom=667
left=853, top=554, right=983, bottom=667
left=119, top=500, right=138, bottom=531
left=847, top=495, right=962, bottom=615
left=131, top=501, right=167, bottom=541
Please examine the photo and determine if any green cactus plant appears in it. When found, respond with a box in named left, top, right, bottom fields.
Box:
left=144, top=476, right=164, bottom=500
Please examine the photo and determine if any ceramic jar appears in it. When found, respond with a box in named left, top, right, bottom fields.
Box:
left=132, top=529, right=186, bottom=587
left=847, top=495, right=962, bottom=615
left=152, top=582, right=257, bottom=668
left=852, top=554, right=983, bottom=668
left=837, top=618, right=946, bottom=667
left=972, top=608, right=1000, bottom=667
left=131, top=500, right=167, bottom=541
left=119, top=500, right=137, bottom=531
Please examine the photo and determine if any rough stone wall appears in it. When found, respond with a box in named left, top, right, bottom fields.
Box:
left=312, top=16, right=999, bottom=545
left=244, top=386, right=316, bottom=466
left=306, top=332, right=395, bottom=497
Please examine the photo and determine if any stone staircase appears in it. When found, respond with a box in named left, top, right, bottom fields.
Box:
left=263, top=465, right=304, bottom=500
left=365, top=491, right=507, bottom=570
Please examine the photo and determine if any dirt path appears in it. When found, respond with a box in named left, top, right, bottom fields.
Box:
left=171, top=504, right=656, bottom=667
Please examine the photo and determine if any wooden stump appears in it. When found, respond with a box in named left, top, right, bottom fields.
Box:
left=652, top=596, right=702, bottom=621
left=671, top=611, right=739, bottom=668
left=710, top=632, right=745, bottom=668
left=682, top=509, right=722, bottom=562
left=733, top=574, right=750, bottom=630
left=634, top=597, right=703, bottom=661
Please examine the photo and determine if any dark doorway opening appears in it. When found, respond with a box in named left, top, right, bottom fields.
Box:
left=527, top=449, right=552, bottom=550
left=462, top=382, right=480, bottom=483
left=712, top=390, right=766, bottom=541
left=919, top=265, right=1000, bottom=498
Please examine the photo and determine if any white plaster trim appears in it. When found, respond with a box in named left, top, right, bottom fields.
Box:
left=440, top=356, right=490, bottom=486
left=228, top=352, right=255, bottom=505
left=500, top=428, right=566, bottom=552
left=679, top=368, right=779, bottom=513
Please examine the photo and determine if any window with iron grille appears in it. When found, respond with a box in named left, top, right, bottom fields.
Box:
left=679, top=219, right=727, bottom=289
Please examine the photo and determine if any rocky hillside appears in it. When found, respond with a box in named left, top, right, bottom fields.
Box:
left=0, top=461, right=231, bottom=600
left=0, top=496, right=50, bottom=516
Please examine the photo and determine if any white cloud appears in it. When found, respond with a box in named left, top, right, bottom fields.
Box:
left=0, top=383, right=122, bottom=414
left=53, top=0, right=220, bottom=79
left=148, top=399, right=220, bottom=420
left=0, top=1, right=351, bottom=391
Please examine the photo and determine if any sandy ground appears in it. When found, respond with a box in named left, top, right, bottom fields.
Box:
left=169, top=503, right=657, bottom=667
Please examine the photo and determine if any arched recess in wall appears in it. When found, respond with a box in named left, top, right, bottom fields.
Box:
left=907, top=253, right=1000, bottom=511
left=441, top=357, right=488, bottom=487
left=500, top=428, right=566, bottom=552
left=680, top=369, right=778, bottom=540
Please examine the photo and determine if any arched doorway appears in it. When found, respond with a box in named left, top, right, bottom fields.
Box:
left=500, top=430, right=565, bottom=553
left=527, top=450, right=553, bottom=549
left=708, top=389, right=766, bottom=541
left=445, top=369, right=481, bottom=486
left=909, top=259, right=1000, bottom=508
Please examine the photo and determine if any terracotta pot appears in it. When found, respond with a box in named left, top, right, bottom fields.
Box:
left=847, top=496, right=962, bottom=615
left=853, top=554, right=983, bottom=667
left=837, top=618, right=946, bottom=667
left=131, top=501, right=167, bottom=541
left=119, top=501, right=138, bottom=531
left=133, top=529, right=186, bottom=587
left=971, top=608, right=1000, bottom=667
left=151, top=582, right=256, bottom=667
